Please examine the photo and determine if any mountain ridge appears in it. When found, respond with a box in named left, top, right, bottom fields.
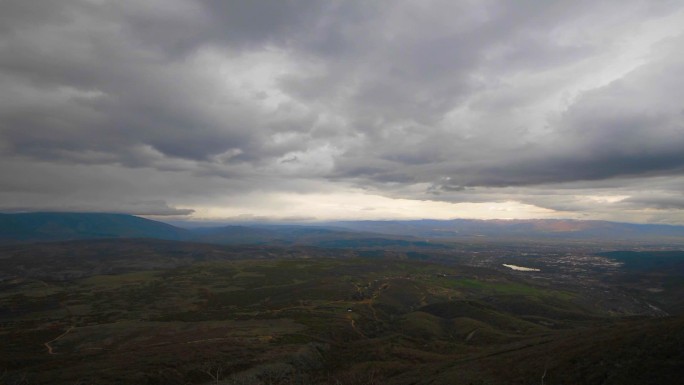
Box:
left=0, top=212, right=188, bottom=243
left=2, top=212, right=684, bottom=245
left=323, top=218, right=684, bottom=241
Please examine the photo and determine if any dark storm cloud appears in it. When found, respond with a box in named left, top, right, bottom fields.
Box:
left=1, top=0, right=684, bottom=221
left=330, top=29, right=684, bottom=189
left=0, top=0, right=325, bottom=168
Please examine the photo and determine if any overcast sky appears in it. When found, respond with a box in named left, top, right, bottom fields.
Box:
left=2, top=0, right=684, bottom=224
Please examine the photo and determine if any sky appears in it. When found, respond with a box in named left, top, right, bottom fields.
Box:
left=2, top=0, right=684, bottom=224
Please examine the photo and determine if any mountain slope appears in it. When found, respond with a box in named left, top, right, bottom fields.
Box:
left=0, top=212, right=187, bottom=243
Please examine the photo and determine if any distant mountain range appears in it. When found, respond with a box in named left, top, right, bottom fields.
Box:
left=1, top=212, right=684, bottom=245
left=0, top=213, right=426, bottom=248
left=325, top=218, right=684, bottom=242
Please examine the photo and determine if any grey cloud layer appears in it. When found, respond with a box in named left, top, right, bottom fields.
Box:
left=1, top=0, right=683, bottom=220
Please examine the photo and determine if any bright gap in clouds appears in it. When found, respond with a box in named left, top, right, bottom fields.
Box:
left=188, top=191, right=565, bottom=222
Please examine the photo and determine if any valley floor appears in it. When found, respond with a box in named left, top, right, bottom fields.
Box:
left=1, top=244, right=683, bottom=384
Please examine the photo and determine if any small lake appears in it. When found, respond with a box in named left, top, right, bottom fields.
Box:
left=502, top=264, right=540, bottom=272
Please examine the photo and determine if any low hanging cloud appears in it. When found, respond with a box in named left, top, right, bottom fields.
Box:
left=1, top=0, right=684, bottom=222
left=0, top=201, right=194, bottom=216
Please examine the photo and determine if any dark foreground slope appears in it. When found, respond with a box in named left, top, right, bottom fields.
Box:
left=1, top=241, right=683, bottom=385
left=395, top=315, right=684, bottom=385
